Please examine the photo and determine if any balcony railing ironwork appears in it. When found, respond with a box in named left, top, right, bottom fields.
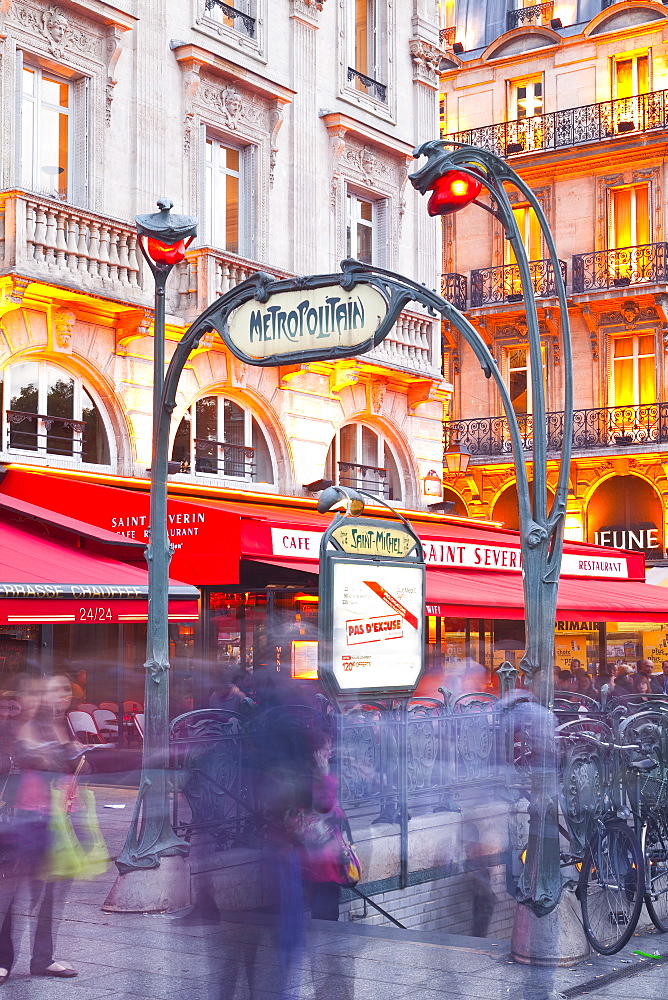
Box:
left=439, top=25, right=457, bottom=47
left=204, top=0, right=256, bottom=35
left=347, top=68, right=387, bottom=103
left=6, top=410, right=86, bottom=458
left=572, top=242, right=668, bottom=291
left=470, top=258, right=567, bottom=306
left=192, top=438, right=255, bottom=478
left=338, top=461, right=390, bottom=497
left=445, top=403, right=668, bottom=458
left=441, top=272, right=468, bottom=311
left=447, top=89, right=668, bottom=156
left=506, top=1, right=554, bottom=30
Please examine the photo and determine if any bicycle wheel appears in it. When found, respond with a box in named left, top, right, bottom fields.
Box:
left=645, top=815, right=668, bottom=933
left=579, top=820, right=644, bottom=955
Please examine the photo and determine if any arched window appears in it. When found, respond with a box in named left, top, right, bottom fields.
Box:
left=324, top=423, right=402, bottom=501
left=172, top=395, right=274, bottom=484
left=1, top=361, right=111, bottom=465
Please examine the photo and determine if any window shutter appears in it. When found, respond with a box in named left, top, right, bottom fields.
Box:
left=71, top=76, right=89, bottom=208
left=242, top=143, right=256, bottom=259
left=199, top=124, right=208, bottom=243
left=15, top=50, right=24, bottom=186
left=374, top=197, right=389, bottom=267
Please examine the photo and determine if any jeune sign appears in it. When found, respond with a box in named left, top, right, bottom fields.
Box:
left=227, top=284, right=388, bottom=364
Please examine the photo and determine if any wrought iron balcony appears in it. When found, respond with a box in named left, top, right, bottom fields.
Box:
left=441, top=272, right=467, bottom=311
left=6, top=410, right=86, bottom=458
left=447, top=89, right=668, bottom=157
left=193, top=438, right=255, bottom=478
left=470, top=258, right=567, bottom=307
left=204, top=0, right=256, bottom=36
left=347, top=68, right=387, bottom=103
left=572, top=242, right=668, bottom=292
left=445, top=403, right=668, bottom=458
left=507, top=1, right=553, bottom=30
left=439, top=26, right=456, bottom=47
left=338, top=461, right=390, bottom=497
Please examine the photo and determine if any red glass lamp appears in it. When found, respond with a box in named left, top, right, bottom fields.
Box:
left=146, top=237, right=189, bottom=265
left=427, top=170, right=482, bottom=217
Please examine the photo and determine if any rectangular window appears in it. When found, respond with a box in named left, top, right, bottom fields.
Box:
left=205, top=0, right=254, bottom=36
left=613, top=52, right=650, bottom=99
left=346, top=190, right=387, bottom=265
left=205, top=138, right=241, bottom=253
left=609, top=184, right=650, bottom=249
left=510, top=77, right=543, bottom=120
left=611, top=334, right=656, bottom=407
left=347, top=0, right=386, bottom=101
left=505, top=205, right=542, bottom=264
left=504, top=344, right=546, bottom=415
left=21, top=65, right=71, bottom=201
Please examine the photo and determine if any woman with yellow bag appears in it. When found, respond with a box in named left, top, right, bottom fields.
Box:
left=0, top=674, right=108, bottom=984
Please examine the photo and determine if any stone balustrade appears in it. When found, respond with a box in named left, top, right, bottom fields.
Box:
left=0, top=190, right=148, bottom=306
left=175, top=247, right=442, bottom=378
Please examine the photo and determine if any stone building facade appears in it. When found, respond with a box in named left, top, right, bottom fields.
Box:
left=439, top=1, right=668, bottom=566
left=0, top=0, right=447, bottom=509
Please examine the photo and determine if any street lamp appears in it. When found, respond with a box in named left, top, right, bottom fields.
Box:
left=115, top=200, right=197, bottom=880
left=443, top=441, right=471, bottom=475
left=410, top=140, right=574, bottom=924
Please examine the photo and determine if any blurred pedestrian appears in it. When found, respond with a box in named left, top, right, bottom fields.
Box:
left=651, top=660, right=668, bottom=695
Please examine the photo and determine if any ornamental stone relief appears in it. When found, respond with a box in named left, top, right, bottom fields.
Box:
left=8, top=1, right=101, bottom=60
left=198, top=79, right=268, bottom=135
left=408, top=38, right=440, bottom=87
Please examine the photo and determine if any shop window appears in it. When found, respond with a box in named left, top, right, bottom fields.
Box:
left=324, top=423, right=402, bottom=501
left=346, top=190, right=388, bottom=266
left=587, top=474, right=663, bottom=561
left=172, top=395, right=274, bottom=483
left=20, top=60, right=87, bottom=205
left=610, top=333, right=656, bottom=407
left=204, top=135, right=254, bottom=256
left=509, top=77, right=543, bottom=121
left=1, top=361, right=110, bottom=465
left=346, top=0, right=387, bottom=102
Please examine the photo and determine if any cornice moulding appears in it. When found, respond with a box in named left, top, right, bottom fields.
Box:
left=172, top=43, right=295, bottom=104
left=320, top=112, right=414, bottom=159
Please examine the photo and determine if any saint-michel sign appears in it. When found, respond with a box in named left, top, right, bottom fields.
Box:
left=193, top=261, right=415, bottom=368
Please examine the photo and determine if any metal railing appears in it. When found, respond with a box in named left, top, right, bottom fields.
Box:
left=445, top=402, right=668, bottom=457
left=572, top=242, right=668, bottom=291
left=507, top=1, right=554, bottom=30
left=338, top=461, right=390, bottom=497
left=439, top=25, right=456, bottom=47
left=6, top=410, right=86, bottom=458
left=441, top=272, right=468, bottom=311
left=447, top=89, right=668, bottom=157
left=471, top=258, right=567, bottom=306
left=192, top=438, right=255, bottom=478
left=347, top=67, right=387, bottom=102
left=203, top=0, right=256, bottom=35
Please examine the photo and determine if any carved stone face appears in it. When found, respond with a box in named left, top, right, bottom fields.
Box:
left=49, top=16, right=67, bottom=43
left=223, top=88, right=242, bottom=118
left=54, top=308, right=75, bottom=350
left=361, top=147, right=376, bottom=175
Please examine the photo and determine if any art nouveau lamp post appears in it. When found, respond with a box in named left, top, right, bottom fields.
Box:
left=409, top=140, right=574, bottom=924
left=114, top=201, right=197, bottom=884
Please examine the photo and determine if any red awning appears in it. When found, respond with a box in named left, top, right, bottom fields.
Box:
left=0, top=520, right=199, bottom=624
left=425, top=570, right=668, bottom=623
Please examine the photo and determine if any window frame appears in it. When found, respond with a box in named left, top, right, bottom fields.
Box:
left=202, top=130, right=254, bottom=257
left=607, top=182, right=651, bottom=250
left=612, top=49, right=651, bottom=99
left=20, top=62, right=73, bottom=202
left=325, top=422, right=403, bottom=502
left=608, top=331, right=657, bottom=408
left=502, top=342, right=547, bottom=416
left=173, top=395, right=275, bottom=485
left=345, top=187, right=389, bottom=267
left=342, top=0, right=391, bottom=114
left=508, top=75, right=544, bottom=121
left=1, top=360, right=113, bottom=469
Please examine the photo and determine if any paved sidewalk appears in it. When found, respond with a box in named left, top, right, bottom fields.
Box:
left=2, top=783, right=667, bottom=1000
